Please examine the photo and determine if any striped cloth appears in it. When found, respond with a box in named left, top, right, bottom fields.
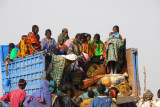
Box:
left=67, top=41, right=82, bottom=56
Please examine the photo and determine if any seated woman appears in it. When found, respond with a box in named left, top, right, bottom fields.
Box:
left=106, top=25, right=125, bottom=74
left=17, top=35, right=29, bottom=58
left=23, top=78, right=52, bottom=107
left=28, top=25, right=41, bottom=55
left=67, top=33, right=82, bottom=57
left=3, top=43, right=18, bottom=76
left=58, top=28, right=69, bottom=44
left=90, top=34, right=104, bottom=64
left=82, top=34, right=94, bottom=58
left=41, top=29, right=59, bottom=55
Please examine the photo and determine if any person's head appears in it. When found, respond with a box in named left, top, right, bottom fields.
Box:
left=18, top=79, right=27, bottom=90
left=80, top=33, right=86, bottom=44
left=157, top=89, right=160, bottom=98
left=86, top=34, right=91, bottom=42
left=9, top=43, right=15, bottom=52
left=113, top=25, right=119, bottom=33
left=88, top=90, right=94, bottom=98
left=22, top=35, right=27, bottom=38
left=75, top=33, right=81, bottom=43
left=58, top=37, right=64, bottom=45
left=62, top=28, right=68, bottom=35
left=45, top=29, right=52, bottom=38
left=41, top=77, right=47, bottom=81
left=32, top=25, right=39, bottom=34
left=97, top=84, right=106, bottom=95
left=61, top=85, right=68, bottom=94
left=94, top=34, right=100, bottom=43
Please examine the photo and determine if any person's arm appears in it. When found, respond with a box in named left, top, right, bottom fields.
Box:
left=119, top=34, right=122, bottom=39
left=31, top=44, right=38, bottom=54
left=41, top=39, right=46, bottom=51
left=67, top=44, right=74, bottom=55
left=53, top=39, right=59, bottom=49
left=90, top=99, right=94, bottom=107
left=1, top=93, right=11, bottom=106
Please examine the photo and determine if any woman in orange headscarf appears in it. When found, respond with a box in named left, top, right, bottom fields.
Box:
left=17, top=35, right=29, bottom=58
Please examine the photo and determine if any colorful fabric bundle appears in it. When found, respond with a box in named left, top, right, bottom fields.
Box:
left=70, top=61, right=84, bottom=85
left=50, top=55, right=66, bottom=93
left=79, top=75, right=106, bottom=89
left=114, top=81, right=132, bottom=95
left=87, top=64, right=106, bottom=77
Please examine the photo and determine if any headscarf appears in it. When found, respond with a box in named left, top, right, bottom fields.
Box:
left=18, top=79, right=27, bottom=88
left=23, top=80, right=52, bottom=107
left=62, top=28, right=68, bottom=32
left=143, top=89, right=153, bottom=100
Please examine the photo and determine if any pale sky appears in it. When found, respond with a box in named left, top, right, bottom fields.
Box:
left=0, top=0, right=160, bottom=99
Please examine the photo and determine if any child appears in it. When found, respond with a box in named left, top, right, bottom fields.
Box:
left=3, top=43, right=18, bottom=76
left=58, top=37, right=64, bottom=50
left=0, top=79, right=27, bottom=107
left=58, top=37, right=67, bottom=55
left=80, top=90, right=94, bottom=107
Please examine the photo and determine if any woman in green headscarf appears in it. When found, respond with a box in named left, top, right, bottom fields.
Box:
left=58, top=28, right=69, bottom=44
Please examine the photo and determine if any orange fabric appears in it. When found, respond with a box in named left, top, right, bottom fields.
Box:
left=79, top=75, right=106, bottom=89
left=82, top=43, right=94, bottom=58
left=103, top=39, right=109, bottom=57
left=59, top=45, right=63, bottom=50
left=28, top=33, right=41, bottom=54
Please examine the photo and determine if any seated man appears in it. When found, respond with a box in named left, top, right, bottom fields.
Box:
left=90, top=84, right=113, bottom=107
left=1, top=79, right=27, bottom=107
left=3, top=43, right=18, bottom=76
